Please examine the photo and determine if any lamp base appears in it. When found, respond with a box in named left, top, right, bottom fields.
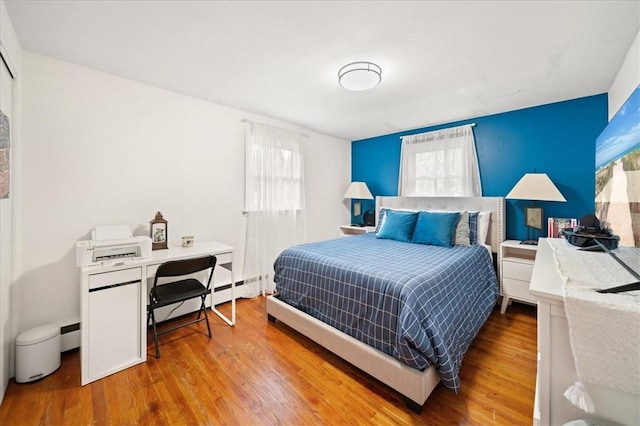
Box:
left=520, top=239, right=538, bottom=246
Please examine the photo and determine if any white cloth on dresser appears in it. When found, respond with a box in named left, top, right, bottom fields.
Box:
left=548, top=238, right=640, bottom=401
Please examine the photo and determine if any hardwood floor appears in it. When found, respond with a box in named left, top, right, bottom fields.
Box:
left=0, top=297, right=537, bottom=425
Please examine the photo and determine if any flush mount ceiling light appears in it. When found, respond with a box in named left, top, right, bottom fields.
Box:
left=338, top=61, right=382, bottom=91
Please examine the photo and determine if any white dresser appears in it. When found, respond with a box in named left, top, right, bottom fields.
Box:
left=529, top=238, right=640, bottom=426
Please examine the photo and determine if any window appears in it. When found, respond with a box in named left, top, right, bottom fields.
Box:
left=242, top=121, right=305, bottom=297
left=398, top=124, right=481, bottom=196
left=245, top=125, right=304, bottom=212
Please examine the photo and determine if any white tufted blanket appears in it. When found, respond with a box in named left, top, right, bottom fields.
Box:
left=548, top=238, right=640, bottom=395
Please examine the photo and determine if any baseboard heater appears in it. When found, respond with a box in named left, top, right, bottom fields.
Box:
left=60, top=322, right=80, bottom=352
left=214, top=279, right=244, bottom=292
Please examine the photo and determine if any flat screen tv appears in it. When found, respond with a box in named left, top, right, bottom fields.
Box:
left=595, top=85, right=640, bottom=247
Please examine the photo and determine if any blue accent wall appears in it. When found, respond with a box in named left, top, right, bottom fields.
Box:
left=351, top=94, right=608, bottom=240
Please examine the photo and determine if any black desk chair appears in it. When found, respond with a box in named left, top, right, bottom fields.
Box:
left=148, top=255, right=217, bottom=358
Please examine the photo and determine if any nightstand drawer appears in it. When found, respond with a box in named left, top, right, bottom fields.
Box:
left=503, top=260, right=534, bottom=282
left=503, top=277, right=536, bottom=303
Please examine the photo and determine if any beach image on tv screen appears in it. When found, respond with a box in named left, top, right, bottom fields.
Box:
left=595, top=85, right=640, bottom=247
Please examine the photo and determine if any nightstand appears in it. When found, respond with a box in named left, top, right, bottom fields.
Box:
left=499, top=240, right=538, bottom=314
left=338, top=225, right=376, bottom=238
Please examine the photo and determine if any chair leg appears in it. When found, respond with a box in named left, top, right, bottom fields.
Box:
left=201, top=296, right=212, bottom=338
left=149, top=302, right=161, bottom=359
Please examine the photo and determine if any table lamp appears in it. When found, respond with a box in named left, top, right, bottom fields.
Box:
left=343, top=182, right=374, bottom=226
left=506, top=173, right=566, bottom=245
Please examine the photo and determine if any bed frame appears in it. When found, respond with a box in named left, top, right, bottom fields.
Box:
left=266, top=196, right=505, bottom=413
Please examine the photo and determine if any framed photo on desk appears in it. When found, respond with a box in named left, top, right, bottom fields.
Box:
left=150, top=211, right=168, bottom=250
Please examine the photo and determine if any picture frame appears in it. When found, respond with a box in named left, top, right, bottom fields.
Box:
left=525, top=206, right=543, bottom=230
left=150, top=211, right=168, bottom=250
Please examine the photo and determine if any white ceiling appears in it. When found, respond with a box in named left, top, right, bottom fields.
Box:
left=4, top=1, right=639, bottom=141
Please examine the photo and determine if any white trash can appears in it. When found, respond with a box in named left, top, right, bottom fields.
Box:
left=15, top=324, right=61, bottom=383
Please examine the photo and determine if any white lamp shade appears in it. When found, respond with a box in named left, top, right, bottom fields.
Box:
left=505, top=173, right=566, bottom=202
left=343, top=182, right=374, bottom=200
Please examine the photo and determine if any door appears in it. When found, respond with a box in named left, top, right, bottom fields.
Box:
left=86, top=268, right=143, bottom=383
left=0, top=51, right=14, bottom=403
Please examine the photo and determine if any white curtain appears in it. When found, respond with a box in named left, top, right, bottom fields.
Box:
left=398, top=124, right=481, bottom=196
left=242, top=122, right=305, bottom=297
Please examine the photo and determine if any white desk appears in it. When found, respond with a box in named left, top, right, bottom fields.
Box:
left=80, top=241, right=235, bottom=385
left=529, top=238, right=640, bottom=426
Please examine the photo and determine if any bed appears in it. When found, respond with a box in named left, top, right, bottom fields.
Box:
left=266, top=196, right=505, bottom=412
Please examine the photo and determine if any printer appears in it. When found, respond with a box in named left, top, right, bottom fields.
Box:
left=76, top=225, right=152, bottom=267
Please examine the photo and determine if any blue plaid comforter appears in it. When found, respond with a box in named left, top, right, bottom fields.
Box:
left=273, top=233, right=498, bottom=392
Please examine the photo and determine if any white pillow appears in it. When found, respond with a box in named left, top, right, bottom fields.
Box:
left=477, top=211, right=491, bottom=245
left=453, top=211, right=470, bottom=246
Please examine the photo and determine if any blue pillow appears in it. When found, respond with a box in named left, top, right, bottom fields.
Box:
left=412, top=211, right=460, bottom=247
left=376, top=210, right=419, bottom=242
left=468, top=211, right=479, bottom=244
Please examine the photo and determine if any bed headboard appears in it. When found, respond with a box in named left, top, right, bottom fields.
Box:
left=375, top=196, right=505, bottom=253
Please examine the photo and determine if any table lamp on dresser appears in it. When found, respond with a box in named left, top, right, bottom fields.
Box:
left=506, top=172, right=566, bottom=245
left=343, top=182, right=374, bottom=226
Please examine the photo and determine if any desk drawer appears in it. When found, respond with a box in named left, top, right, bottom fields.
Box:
left=503, top=260, right=533, bottom=281
left=147, top=253, right=232, bottom=278
left=89, top=268, right=142, bottom=290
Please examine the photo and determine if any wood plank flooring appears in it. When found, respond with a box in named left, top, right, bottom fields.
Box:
left=0, top=297, right=537, bottom=425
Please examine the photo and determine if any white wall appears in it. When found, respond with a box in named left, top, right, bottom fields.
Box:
left=0, top=0, right=21, bottom=403
left=608, top=30, right=640, bottom=118
left=13, top=51, right=350, bottom=341
left=0, top=1, right=21, bottom=78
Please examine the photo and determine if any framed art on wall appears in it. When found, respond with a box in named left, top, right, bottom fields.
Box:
left=525, top=206, right=543, bottom=230
left=0, top=109, right=10, bottom=199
